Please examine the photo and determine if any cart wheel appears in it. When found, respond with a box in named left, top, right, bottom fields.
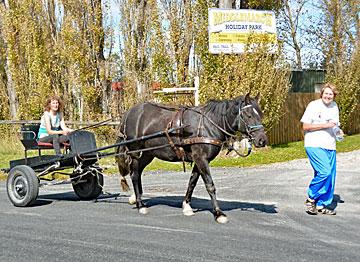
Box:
left=6, top=165, right=39, bottom=207
left=72, top=171, right=103, bottom=200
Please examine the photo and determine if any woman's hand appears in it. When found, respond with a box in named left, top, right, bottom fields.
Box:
left=303, top=121, right=336, bottom=131
left=326, top=121, right=337, bottom=128
left=62, top=128, right=73, bottom=135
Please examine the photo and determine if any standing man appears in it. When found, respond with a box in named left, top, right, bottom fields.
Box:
left=301, top=83, right=343, bottom=215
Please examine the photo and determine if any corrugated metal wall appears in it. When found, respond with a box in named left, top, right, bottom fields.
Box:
left=290, top=70, right=326, bottom=92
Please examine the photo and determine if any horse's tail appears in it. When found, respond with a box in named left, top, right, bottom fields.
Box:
left=115, top=136, right=131, bottom=192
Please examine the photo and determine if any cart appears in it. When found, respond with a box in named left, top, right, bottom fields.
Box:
left=4, top=123, right=185, bottom=207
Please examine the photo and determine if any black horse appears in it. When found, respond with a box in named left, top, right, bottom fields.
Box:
left=116, top=94, right=268, bottom=223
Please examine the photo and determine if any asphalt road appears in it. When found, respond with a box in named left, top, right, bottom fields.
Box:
left=1, top=151, right=359, bottom=262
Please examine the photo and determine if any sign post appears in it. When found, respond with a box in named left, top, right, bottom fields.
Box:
left=208, top=8, right=277, bottom=54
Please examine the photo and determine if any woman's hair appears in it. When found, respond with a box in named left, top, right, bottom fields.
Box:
left=320, top=83, right=338, bottom=98
left=44, top=95, right=64, bottom=112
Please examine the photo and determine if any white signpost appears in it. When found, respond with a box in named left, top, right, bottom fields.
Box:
left=208, top=8, right=277, bottom=54
left=153, top=76, right=200, bottom=106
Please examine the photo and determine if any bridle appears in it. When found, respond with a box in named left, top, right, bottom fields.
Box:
left=186, top=101, right=264, bottom=157
left=235, top=104, right=264, bottom=140
left=223, top=102, right=264, bottom=141
left=222, top=102, right=264, bottom=157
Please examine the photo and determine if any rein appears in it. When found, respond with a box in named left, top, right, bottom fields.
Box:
left=188, top=102, right=264, bottom=158
left=143, top=101, right=263, bottom=160
left=72, top=118, right=113, bottom=132
left=189, top=103, right=264, bottom=140
left=188, top=108, right=236, bottom=138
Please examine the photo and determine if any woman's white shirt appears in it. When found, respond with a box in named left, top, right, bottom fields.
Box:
left=300, top=99, right=339, bottom=150
left=38, top=111, right=62, bottom=138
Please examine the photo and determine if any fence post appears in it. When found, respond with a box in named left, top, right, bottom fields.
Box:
left=194, top=76, right=200, bottom=106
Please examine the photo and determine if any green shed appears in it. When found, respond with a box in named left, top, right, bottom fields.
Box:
left=290, top=69, right=326, bottom=93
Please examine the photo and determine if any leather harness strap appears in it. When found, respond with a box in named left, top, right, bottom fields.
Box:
left=182, top=137, right=222, bottom=146
left=164, top=108, right=223, bottom=160
left=162, top=108, right=224, bottom=172
left=164, top=122, right=186, bottom=161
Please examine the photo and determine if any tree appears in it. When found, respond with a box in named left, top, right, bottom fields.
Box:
left=313, top=0, right=360, bottom=129
left=119, top=0, right=196, bottom=107
left=194, top=0, right=290, bottom=129
left=158, top=0, right=194, bottom=85
left=0, top=0, right=116, bottom=121
left=277, top=0, right=309, bottom=69
left=119, top=0, right=156, bottom=100
left=0, top=0, right=18, bottom=119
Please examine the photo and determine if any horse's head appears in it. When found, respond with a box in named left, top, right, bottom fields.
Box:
left=229, top=94, right=268, bottom=148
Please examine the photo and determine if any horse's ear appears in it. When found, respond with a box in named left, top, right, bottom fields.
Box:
left=245, top=92, right=251, bottom=104
left=255, top=93, right=260, bottom=102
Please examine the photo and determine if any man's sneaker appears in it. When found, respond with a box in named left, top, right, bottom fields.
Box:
left=317, top=207, right=336, bottom=215
left=305, top=198, right=317, bottom=215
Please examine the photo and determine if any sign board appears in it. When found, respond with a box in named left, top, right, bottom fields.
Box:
left=208, top=8, right=277, bottom=54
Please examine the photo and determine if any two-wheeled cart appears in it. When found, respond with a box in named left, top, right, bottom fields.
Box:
left=4, top=123, right=185, bottom=207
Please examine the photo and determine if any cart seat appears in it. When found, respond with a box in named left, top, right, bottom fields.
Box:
left=20, top=124, right=70, bottom=158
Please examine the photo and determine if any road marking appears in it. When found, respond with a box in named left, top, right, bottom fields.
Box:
left=1, top=229, right=121, bottom=249
left=123, top=223, right=204, bottom=234
left=0, top=211, right=42, bottom=217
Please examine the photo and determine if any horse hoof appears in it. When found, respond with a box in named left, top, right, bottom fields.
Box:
left=128, top=194, right=136, bottom=205
left=182, top=202, right=195, bottom=216
left=216, top=215, right=229, bottom=224
left=139, top=207, right=149, bottom=215
left=183, top=209, right=195, bottom=216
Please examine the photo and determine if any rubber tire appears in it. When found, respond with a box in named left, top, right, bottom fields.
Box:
left=6, top=165, right=39, bottom=207
left=72, top=172, right=103, bottom=200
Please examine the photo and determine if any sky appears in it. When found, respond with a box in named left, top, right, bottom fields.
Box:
left=102, top=0, right=324, bottom=68
left=103, top=0, right=122, bottom=58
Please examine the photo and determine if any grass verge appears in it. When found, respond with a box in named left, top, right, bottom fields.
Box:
left=1, top=133, right=360, bottom=180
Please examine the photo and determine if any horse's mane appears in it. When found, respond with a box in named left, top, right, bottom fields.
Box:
left=199, top=98, right=234, bottom=125
left=203, top=100, right=229, bottom=115
left=203, top=96, right=244, bottom=116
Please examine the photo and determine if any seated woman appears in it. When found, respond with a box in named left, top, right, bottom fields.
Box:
left=37, top=95, right=73, bottom=155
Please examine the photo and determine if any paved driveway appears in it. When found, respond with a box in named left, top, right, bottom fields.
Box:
left=0, top=151, right=359, bottom=261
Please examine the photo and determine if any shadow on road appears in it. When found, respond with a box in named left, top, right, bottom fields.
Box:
left=33, top=191, right=122, bottom=206
left=145, top=196, right=277, bottom=214
left=328, top=194, right=344, bottom=210
left=33, top=193, right=277, bottom=214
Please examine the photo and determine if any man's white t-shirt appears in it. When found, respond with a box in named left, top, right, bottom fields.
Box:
left=300, top=99, right=339, bottom=150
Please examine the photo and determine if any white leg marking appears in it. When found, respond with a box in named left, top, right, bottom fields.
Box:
left=139, top=207, right=149, bottom=215
left=182, top=201, right=195, bottom=216
left=128, top=193, right=136, bottom=205
left=216, top=215, right=229, bottom=224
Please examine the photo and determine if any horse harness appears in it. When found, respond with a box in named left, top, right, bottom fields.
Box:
left=162, top=102, right=264, bottom=164
left=163, top=107, right=223, bottom=161
left=119, top=102, right=263, bottom=170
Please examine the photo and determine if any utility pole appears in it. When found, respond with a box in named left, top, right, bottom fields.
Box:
left=219, top=0, right=250, bottom=9
left=219, top=0, right=233, bottom=9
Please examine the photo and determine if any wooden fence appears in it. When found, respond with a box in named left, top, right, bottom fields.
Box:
left=267, top=93, right=360, bottom=145
left=1, top=93, right=358, bottom=145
